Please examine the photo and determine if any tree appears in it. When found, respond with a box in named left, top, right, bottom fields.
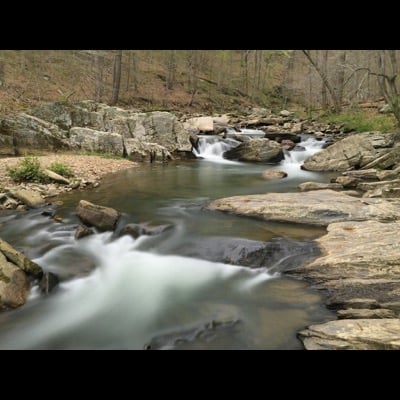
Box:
left=302, top=50, right=342, bottom=113
left=110, top=50, right=122, bottom=106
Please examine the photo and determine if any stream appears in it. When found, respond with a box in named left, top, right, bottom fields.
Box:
left=0, top=132, right=336, bottom=349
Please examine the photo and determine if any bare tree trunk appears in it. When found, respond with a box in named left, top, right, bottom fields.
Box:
left=165, top=50, right=176, bottom=90
left=110, top=50, right=122, bottom=106
left=125, top=51, right=131, bottom=91
left=321, top=50, right=328, bottom=109
left=94, top=51, right=104, bottom=102
left=302, top=50, right=341, bottom=113
left=377, top=50, right=400, bottom=127
left=336, top=50, right=346, bottom=106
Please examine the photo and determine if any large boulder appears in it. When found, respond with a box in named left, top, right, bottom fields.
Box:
left=0, top=113, right=68, bottom=153
left=299, top=319, right=400, bottom=350
left=0, top=238, right=43, bottom=277
left=0, top=252, right=30, bottom=310
left=29, top=101, right=191, bottom=156
left=302, top=132, right=399, bottom=172
left=11, top=189, right=45, bottom=208
left=124, top=138, right=172, bottom=162
left=207, top=190, right=400, bottom=226
left=76, top=200, right=120, bottom=231
left=185, top=116, right=214, bottom=132
left=223, top=138, right=283, bottom=163
left=69, top=127, right=125, bottom=156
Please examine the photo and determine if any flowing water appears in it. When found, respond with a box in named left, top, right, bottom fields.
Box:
left=0, top=133, right=336, bottom=349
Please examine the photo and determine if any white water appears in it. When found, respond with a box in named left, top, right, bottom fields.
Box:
left=193, top=133, right=326, bottom=174
left=193, top=136, right=241, bottom=164
left=0, top=230, right=273, bottom=349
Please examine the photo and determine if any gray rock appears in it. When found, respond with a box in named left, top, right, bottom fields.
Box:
left=223, top=138, right=283, bottom=163
left=0, top=113, right=68, bottom=153
left=124, top=138, right=172, bottom=162
left=39, top=271, right=59, bottom=294
left=302, top=134, right=378, bottom=171
left=0, top=252, right=30, bottom=310
left=342, top=169, right=379, bottom=180
left=299, top=319, right=400, bottom=350
left=0, top=238, right=43, bottom=277
left=74, top=225, right=95, bottom=240
left=76, top=200, right=120, bottom=231
left=42, top=169, right=70, bottom=185
left=185, top=116, right=214, bottom=132
left=11, top=189, right=45, bottom=208
left=335, top=176, right=359, bottom=188
left=263, top=132, right=301, bottom=143
left=361, top=145, right=400, bottom=170
left=208, top=190, right=400, bottom=226
left=298, top=182, right=343, bottom=191
left=120, top=223, right=173, bottom=239
left=337, top=308, right=397, bottom=319
left=261, top=169, right=287, bottom=180
left=69, top=127, right=124, bottom=156
left=279, top=110, right=292, bottom=117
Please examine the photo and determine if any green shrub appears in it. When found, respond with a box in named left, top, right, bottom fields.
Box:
left=7, top=156, right=47, bottom=183
left=48, top=162, right=74, bottom=178
left=322, top=111, right=396, bottom=133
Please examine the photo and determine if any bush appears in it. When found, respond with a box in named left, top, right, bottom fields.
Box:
left=48, top=162, right=74, bottom=178
left=7, top=156, right=47, bottom=183
left=323, top=111, right=396, bottom=133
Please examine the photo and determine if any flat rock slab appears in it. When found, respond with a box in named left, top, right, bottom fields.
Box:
left=299, top=319, right=400, bottom=350
left=207, top=190, right=400, bottom=226
left=294, top=220, right=400, bottom=281
left=12, top=189, right=45, bottom=208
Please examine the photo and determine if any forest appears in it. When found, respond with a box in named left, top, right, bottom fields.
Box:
left=0, top=50, right=399, bottom=128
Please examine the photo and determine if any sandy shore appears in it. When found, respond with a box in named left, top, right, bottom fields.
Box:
left=0, top=154, right=138, bottom=206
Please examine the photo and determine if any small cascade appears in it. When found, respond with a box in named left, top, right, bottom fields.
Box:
left=193, top=136, right=241, bottom=163
left=282, top=137, right=326, bottom=166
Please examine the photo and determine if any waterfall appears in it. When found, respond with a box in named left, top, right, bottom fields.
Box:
left=192, top=136, right=241, bottom=163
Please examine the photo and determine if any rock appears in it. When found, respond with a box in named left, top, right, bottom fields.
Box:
left=74, top=225, right=95, bottom=240
left=0, top=252, right=30, bottom=310
left=120, top=222, right=173, bottom=239
left=0, top=113, right=68, bottom=153
left=342, top=169, right=379, bottom=180
left=337, top=308, right=397, bottom=319
left=0, top=238, right=43, bottom=277
left=279, top=110, right=292, bottom=117
left=335, top=176, right=359, bottom=188
left=39, top=271, right=59, bottom=294
left=261, top=169, right=287, bottom=180
left=76, top=200, right=120, bottom=231
left=382, top=187, right=400, bottom=198
left=281, top=140, right=296, bottom=150
left=377, top=167, right=400, bottom=181
left=361, top=145, right=400, bottom=170
left=69, top=127, right=125, bottom=156
left=292, top=145, right=306, bottom=152
left=357, top=179, right=400, bottom=192
left=186, top=116, right=214, bottom=132
left=213, top=115, right=230, bottom=125
left=42, top=169, right=70, bottom=185
left=0, top=133, right=15, bottom=156
left=302, top=134, right=378, bottom=171
left=189, top=133, right=200, bottom=152
left=263, top=132, right=301, bottom=143
left=292, top=220, right=400, bottom=282
left=291, top=122, right=303, bottom=134
left=11, top=189, right=45, bottom=208
left=298, top=182, right=343, bottom=191
left=164, top=236, right=321, bottom=272
left=223, top=138, right=284, bottom=163
left=379, top=104, right=392, bottom=114
left=124, top=138, right=172, bottom=162
left=298, top=319, right=400, bottom=350
left=327, top=298, right=380, bottom=310
left=69, top=181, right=80, bottom=190
left=207, top=190, right=400, bottom=226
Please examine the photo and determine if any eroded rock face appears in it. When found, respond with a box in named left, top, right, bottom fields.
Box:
left=0, top=238, right=43, bottom=277
left=223, top=138, right=283, bottom=163
left=207, top=190, right=400, bottom=226
left=299, top=319, right=400, bottom=350
left=302, top=132, right=399, bottom=171
left=0, top=252, right=30, bottom=310
left=76, top=200, right=120, bottom=231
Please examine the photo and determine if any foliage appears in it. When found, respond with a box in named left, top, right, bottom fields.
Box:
left=7, top=156, right=47, bottom=183
left=322, top=111, right=396, bottom=133
left=48, top=162, right=74, bottom=178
